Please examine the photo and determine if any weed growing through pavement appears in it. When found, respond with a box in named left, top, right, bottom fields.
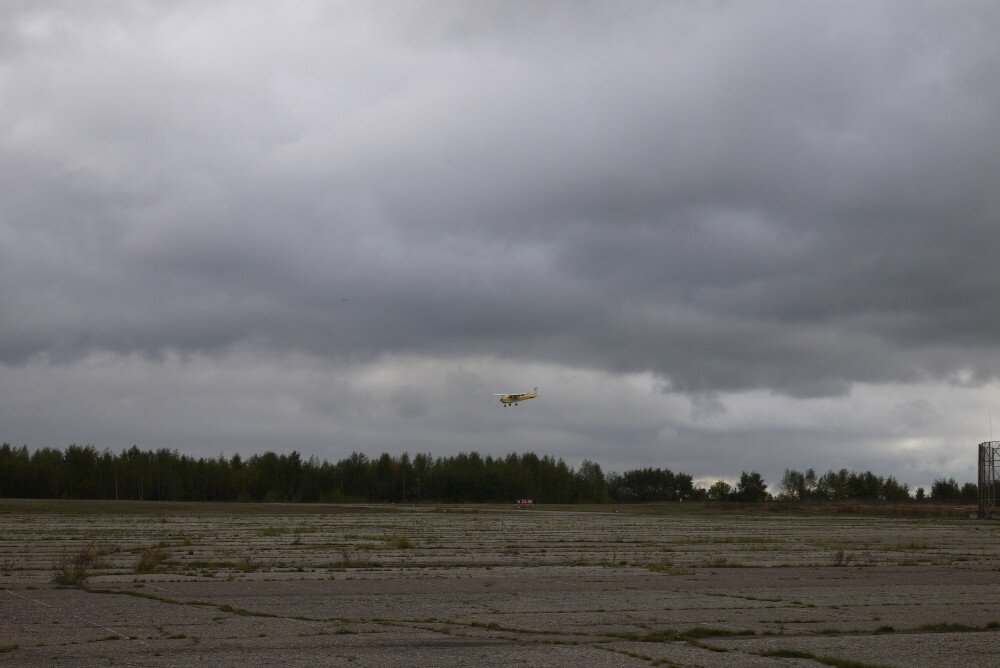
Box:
left=52, top=544, right=98, bottom=586
left=388, top=535, right=414, bottom=549
left=831, top=549, right=855, bottom=567
left=135, top=547, right=171, bottom=573
left=235, top=555, right=258, bottom=572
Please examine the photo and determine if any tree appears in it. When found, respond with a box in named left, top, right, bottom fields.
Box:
left=577, top=460, right=610, bottom=503
left=734, top=471, right=768, bottom=502
left=606, top=467, right=690, bottom=502
left=707, top=480, right=732, bottom=501
left=780, top=468, right=804, bottom=500
left=881, top=476, right=910, bottom=500
left=930, top=477, right=961, bottom=500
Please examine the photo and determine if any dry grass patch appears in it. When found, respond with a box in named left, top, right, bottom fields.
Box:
left=52, top=545, right=98, bottom=585
left=135, top=546, right=172, bottom=573
left=387, top=535, right=414, bottom=549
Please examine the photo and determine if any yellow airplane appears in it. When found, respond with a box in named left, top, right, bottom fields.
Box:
left=494, top=387, right=538, bottom=407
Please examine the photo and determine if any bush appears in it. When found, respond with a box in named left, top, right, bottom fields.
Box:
left=135, top=547, right=171, bottom=573
left=388, top=535, right=413, bottom=549
left=52, top=546, right=98, bottom=586
left=831, top=549, right=855, bottom=567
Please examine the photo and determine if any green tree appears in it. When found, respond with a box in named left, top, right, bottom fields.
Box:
left=576, top=460, right=610, bottom=503
left=779, top=468, right=803, bottom=500
left=881, top=476, right=910, bottom=500
left=734, top=471, right=768, bottom=502
left=707, top=480, right=732, bottom=501
left=930, top=477, right=961, bottom=500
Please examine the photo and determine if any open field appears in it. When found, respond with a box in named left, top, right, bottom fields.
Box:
left=1, top=500, right=998, bottom=667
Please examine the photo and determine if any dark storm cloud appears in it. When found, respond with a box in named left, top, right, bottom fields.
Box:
left=3, top=1, right=1000, bottom=398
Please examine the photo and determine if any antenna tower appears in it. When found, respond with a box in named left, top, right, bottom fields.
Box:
left=979, top=441, right=1000, bottom=519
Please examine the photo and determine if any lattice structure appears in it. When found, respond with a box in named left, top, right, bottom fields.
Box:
left=979, top=441, right=1000, bottom=519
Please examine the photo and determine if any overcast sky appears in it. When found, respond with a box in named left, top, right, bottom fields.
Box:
left=3, top=1, right=999, bottom=490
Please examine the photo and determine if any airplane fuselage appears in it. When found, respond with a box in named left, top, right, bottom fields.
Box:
left=499, top=389, right=538, bottom=406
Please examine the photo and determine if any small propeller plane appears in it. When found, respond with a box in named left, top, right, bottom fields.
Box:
left=494, top=387, right=538, bottom=407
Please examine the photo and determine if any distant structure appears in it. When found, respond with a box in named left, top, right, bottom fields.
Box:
left=979, top=441, right=1000, bottom=519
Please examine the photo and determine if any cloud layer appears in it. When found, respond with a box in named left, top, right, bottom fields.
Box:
left=2, top=2, right=999, bottom=485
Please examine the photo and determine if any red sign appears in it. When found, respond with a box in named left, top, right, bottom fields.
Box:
left=516, top=498, right=534, bottom=505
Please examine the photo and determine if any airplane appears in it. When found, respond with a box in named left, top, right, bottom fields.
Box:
left=494, top=387, right=539, bottom=407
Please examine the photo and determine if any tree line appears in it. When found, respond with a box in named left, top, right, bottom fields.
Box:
left=778, top=467, right=978, bottom=503
left=0, top=443, right=978, bottom=504
left=0, top=443, right=616, bottom=503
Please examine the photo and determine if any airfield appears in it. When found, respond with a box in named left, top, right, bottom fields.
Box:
left=1, top=500, right=998, bottom=667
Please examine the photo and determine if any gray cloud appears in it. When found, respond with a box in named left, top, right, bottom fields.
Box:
left=2, top=2, right=999, bottom=481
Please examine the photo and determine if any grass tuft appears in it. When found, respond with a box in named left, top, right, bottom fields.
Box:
left=760, top=648, right=814, bottom=658
left=831, top=549, right=855, bottom=567
left=917, top=622, right=977, bottom=633
left=762, top=649, right=890, bottom=668
left=814, top=656, right=890, bottom=668
left=685, top=627, right=755, bottom=638
left=52, top=545, right=98, bottom=586
left=640, top=627, right=755, bottom=642
left=135, top=547, right=171, bottom=573
left=388, top=535, right=414, bottom=549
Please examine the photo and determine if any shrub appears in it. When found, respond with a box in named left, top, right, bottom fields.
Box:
left=135, top=547, right=171, bottom=573
left=52, top=546, right=98, bottom=586
left=831, top=549, right=855, bottom=567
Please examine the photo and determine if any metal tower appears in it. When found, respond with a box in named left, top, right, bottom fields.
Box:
left=979, top=441, right=1000, bottom=519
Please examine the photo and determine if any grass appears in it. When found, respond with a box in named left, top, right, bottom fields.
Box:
left=52, top=545, right=98, bottom=586
left=760, top=648, right=813, bottom=658
left=0, top=497, right=978, bottom=521
left=759, top=648, right=890, bottom=668
left=698, top=557, right=749, bottom=568
left=135, top=547, right=171, bottom=573
left=387, top=535, right=414, bottom=549
left=0, top=643, right=19, bottom=653
left=917, top=622, right=978, bottom=633
left=813, top=657, right=890, bottom=668
left=831, top=549, right=855, bottom=566
left=684, top=627, right=756, bottom=639
left=644, top=561, right=672, bottom=572
left=636, top=627, right=755, bottom=642
left=216, top=604, right=277, bottom=618
left=322, top=549, right=376, bottom=568
left=686, top=639, right=728, bottom=652
left=234, top=555, right=259, bottom=572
